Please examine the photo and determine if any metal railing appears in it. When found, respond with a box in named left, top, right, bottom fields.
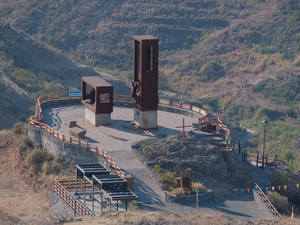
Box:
left=255, top=183, right=282, bottom=218
left=52, top=179, right=95, bottom=216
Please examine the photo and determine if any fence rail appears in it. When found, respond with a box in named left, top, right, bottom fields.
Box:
left=52, top=179, right=95, bottom=216
left=29, top=93, right=231, bottom=178
left=255, top=183, right=282, bottom=218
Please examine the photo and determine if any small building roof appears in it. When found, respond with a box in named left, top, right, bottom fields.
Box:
left=134, top=35, right=158, bottom=41
left=82, top=76, right=112, bottom=88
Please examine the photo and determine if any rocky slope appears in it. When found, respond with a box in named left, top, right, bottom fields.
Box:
left=135, top=131, right=252, bottom=196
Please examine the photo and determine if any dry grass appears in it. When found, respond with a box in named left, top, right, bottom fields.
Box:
left=0, top=129, right=14, bottom=147
left=65, top=211, right=300, bottom=225
left=192, top=182, right=207, bottom=191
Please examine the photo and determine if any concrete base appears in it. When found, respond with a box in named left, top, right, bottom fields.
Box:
left=133, top=108, right=157, bottom=129
left=85, top=108, right=111, bottom=126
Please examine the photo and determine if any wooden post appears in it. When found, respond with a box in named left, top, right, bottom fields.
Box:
left=175, top=118, right=192, bottom=141
left=196, top=190, right=199, bottom=211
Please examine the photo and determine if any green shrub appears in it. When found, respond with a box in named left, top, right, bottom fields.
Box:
left=170, top=187, right=185, bottom=196
left=25, top=148, right=53, bottom=169
left=159, top=172, right=177, bottom=186
left=142, top=146, right=156, bottom=161
left=268, top=170, right=290, bottom=186
left=155, top=164, right=163, bottom=173
left=267, top=191, right=290, bottom=214
left=12, top=68, right=37, bottom=88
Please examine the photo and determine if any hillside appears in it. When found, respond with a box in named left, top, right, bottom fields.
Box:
left=0, top=0, right=299, bottom=166
left=0, top=0, right=300, bottom=119
left=0, top=24, right=131, bottom=129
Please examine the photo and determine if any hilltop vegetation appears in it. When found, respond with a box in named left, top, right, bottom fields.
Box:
left=0, top=1, right=300, bottom=168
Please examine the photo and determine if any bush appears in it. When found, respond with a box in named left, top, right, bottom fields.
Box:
left=192, top=182, right=207, bottom=191
left=159, top=172, right=177, bottom=186
left=267, top=191, right=290, bottom=214
left=155, top=164, right=163, bottom=173
left=142, top=146, right=156, bottom=161
left=12, top=122, right=27, bottom=135
left=41, top=161, right=51, bottom=176
left=171, top=187, right=185, bottom=196
left=268, top=170, right=290, bottom=186
left=25, top=148, right=53, bottom=169
left=0, top=130, right=14, bottom=147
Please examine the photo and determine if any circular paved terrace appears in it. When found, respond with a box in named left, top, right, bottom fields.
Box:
left=42, top=104, right=267, bottom=220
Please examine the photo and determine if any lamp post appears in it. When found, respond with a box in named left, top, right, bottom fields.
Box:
left=262, top=119, right=268, bottom=168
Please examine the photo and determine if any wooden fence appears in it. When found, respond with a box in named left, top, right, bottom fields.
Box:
left=255, top=183, right=282, bottom=218
left=29, top=93, right=231, bottom=178
left=52, top=179, right=95, bottom=216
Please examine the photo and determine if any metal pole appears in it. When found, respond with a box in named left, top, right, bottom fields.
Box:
left=101, top=191, right=103, bottom=213
left=74, top=196, right=76, bottom=217
left=92, top=180, right=94, bottom=212
left=76, top=169, right=78, bottom=194
left=262, top=125, right=265, bottom=168
left=110, top=199, right=112, bottom=212
left=196, top=190, right=199, bottom=211
left=75, top=168, right=78, bottom=217
left=84, top=179, right=86, bottom=204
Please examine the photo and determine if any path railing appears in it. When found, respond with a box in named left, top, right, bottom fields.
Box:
left=29, top=93, right=231, bottom=178
left=255, top=183, right=282, bottom=218
left=53, top=179, right=95, bottom=216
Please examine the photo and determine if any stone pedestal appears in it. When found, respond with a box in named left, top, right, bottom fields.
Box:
left=85, top=108, right=111, bottom=126
left=133, top=108, right=157, bottom=129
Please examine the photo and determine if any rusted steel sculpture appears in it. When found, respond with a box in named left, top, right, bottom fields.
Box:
left=131, top=35, right=159, bottom=128
left=82, top=76, right=113, bottom=126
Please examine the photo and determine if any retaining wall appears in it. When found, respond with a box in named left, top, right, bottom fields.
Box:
left=253, top=189, right=276, bottom=218
left=167, top=191, right=213, bottom=203
left=28, top=125, right=98, bottom=164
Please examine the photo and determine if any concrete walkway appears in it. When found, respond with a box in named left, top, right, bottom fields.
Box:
left=43, top=105, right=269, bottom=220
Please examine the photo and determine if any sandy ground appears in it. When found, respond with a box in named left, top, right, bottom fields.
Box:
left=0, top=147, right=54, bottom=225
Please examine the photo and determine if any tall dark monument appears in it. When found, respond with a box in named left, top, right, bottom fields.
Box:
left=131, top=35, right=159, bottom=129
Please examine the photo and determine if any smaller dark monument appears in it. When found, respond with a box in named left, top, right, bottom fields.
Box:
left=82, top=76, right=113, bottom=126
left=177, top=169, right=192, bottom=191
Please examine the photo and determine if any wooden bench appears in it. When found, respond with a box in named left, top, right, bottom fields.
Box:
left=69, top=127, right=86, bottom=139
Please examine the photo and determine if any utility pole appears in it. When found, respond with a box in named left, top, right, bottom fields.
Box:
left=262, top=120, right=268, bottom=168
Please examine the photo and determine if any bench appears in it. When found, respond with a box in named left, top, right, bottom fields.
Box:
left=64, top=120, right=77, bottom=128
left=69, top=127, right=86, bottom=139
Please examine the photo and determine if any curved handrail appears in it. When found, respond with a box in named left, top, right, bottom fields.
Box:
left=29, top=93, right=231, bottom=178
